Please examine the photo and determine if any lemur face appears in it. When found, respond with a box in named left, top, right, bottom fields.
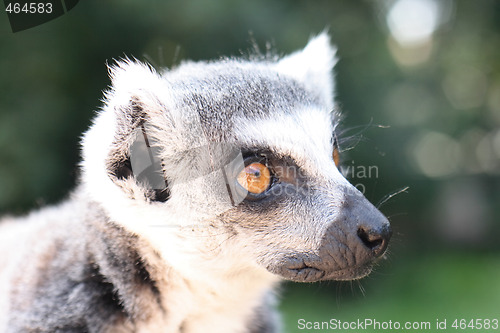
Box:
left=221, top=109, right=391, bottom=282
left=82, top=33, right=390, bottom=283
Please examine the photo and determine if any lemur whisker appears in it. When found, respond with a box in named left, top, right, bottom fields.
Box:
left=357, top=280, right=366, bottom=297
left=376, top=186, right=410, bottom=209
left=336, top=119, right=390, bottom=152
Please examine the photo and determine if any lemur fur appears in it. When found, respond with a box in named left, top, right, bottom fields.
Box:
left=0, top=33, right=391, bottom=333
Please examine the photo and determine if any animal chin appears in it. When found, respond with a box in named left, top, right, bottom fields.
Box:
left=321, top=265, right=373, bottom=281
left=269, top=261, right=374, bottom=282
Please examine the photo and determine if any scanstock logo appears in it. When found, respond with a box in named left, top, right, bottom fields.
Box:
left=4, top=0, right=80, bottom=32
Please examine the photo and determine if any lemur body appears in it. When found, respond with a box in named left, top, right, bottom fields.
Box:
left=0, top=34, right=391, bottom=332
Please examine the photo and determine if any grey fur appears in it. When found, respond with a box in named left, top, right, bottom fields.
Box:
left=0, top=34, right=391, bottom=332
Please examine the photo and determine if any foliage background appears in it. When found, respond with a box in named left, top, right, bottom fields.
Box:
left=1, top=1, right=499, bottom=331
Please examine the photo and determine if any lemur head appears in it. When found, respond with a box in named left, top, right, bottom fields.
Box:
left=81, top=33, right=391, bottom=283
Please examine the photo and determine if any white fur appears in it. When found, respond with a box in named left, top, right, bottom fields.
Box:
left=233, top=107, right=345, bottom=184
left=276, top=32, right=338, bottom=110
left=79, top=42, right=344, bottom=330
left=1, top=33, right=362, bottom=332
left=81, top=63, right=281, bottom=333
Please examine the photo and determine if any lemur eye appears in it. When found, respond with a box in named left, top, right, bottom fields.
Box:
left=333, top=146, right=340, bottom=167
left=237, top=162, right=272, bottom=195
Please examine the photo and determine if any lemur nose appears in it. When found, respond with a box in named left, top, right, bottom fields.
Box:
left=357, top=224, right=392, bottom=258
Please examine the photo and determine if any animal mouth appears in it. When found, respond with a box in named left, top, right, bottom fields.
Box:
left=285, top=262, right=326, bottom=282
left=266, top=254, right=376, bottom=283
left=282, top=261, right=373, bottom=282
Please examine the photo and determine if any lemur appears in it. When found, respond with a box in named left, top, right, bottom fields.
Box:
left=0, top=33, right=391, bottom=332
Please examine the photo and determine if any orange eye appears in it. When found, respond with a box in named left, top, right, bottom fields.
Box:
left=237, top=162, right=271, bottom=195
left=333, top=146, right=340, bottom=167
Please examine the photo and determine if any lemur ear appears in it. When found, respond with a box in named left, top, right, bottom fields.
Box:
left=82, top=60, right=171, bottom=203
left=106, top=60, right=166, bottom=113
left=276, top=32, right=338, bottom=109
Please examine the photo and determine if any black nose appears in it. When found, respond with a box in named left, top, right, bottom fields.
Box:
left=357, top=224, right=392, bottom=257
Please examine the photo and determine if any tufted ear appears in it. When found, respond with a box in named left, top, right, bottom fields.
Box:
left=275, top=32, right=338, bottom=110
left=81, top=60, right=171, bottom=204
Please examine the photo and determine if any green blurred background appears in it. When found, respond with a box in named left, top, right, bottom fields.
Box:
left=1, top=1, right=499, bottom=331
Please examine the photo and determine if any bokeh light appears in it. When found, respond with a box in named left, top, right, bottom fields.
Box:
left=386, top=0, right=441, bottom=46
